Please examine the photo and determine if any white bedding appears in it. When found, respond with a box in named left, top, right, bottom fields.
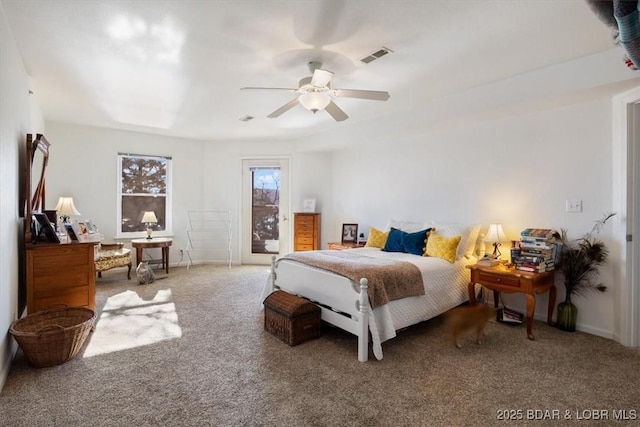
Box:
left=262, top=247, right=476, bottom=360
left=352, top=248, right=474, bottom=359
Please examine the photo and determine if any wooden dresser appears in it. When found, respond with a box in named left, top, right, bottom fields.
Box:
left=26, top=242, right=96, bottom=313
left=293, top=213, right=320, bottom=251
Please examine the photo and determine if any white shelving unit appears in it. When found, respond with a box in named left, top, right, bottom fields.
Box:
left=186, top=210, right=232, bottom=268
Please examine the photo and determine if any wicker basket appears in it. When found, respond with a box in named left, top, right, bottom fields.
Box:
left=9, top=306, right=96, bottom=368
left=264, top=290, right=321, bottom=346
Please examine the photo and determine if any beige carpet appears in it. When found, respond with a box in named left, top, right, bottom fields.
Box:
left=1, top=264, right=639, bottom=427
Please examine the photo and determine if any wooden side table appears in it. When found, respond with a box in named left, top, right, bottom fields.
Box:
left=327, top=241, right=366, bottom=250
left=467, top=264, right=556, bottom=340
left=131, top=237, right=173, bottom=274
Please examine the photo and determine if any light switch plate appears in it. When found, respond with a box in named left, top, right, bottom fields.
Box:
left=566, top=199, right=582, bottom=213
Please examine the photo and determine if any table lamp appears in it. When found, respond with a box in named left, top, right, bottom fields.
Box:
left=55, top=196, right=81, bottom=223
left=484, top=223, right=509, bottom=258
left=141, top=211, right=158, bottom=239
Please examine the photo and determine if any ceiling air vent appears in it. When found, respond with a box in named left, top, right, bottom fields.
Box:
left=360, top=47, right=393, bottom=64
left=239, top=115, right=254, bottom=122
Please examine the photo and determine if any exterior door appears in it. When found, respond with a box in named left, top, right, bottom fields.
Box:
left=241, top=158, right=290, bottom=264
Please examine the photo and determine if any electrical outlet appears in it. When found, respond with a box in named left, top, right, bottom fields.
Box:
left=566, top=199, right=582, bottom=213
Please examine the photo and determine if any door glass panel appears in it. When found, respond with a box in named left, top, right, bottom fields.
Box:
left=251, top=167, right=280, bottom=254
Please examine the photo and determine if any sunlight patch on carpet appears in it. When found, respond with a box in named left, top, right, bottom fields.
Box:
left=84, top=289, right=182, bottom=357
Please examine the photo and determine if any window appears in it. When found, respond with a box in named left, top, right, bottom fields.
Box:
left=117, top=153, right=172, bottom=238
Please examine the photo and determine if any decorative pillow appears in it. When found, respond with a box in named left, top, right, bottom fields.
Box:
left=365, top=227, right=388, bottom=248
left=382, top=228, right=405, bottom=252
left=402, top=227, right=434, bottom=256
left=432, top=223, right=481, bottom=259
left=385, top=218, right=428, bottom=233
left=425, top=234, right=462, bottom=263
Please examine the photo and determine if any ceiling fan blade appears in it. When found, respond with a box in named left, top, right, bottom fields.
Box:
left=324, top=101, right=348, bottom=122
left=241, top=87, right=297, bottom=92
left=332, top=89, right=390, bottom=101
left=311, top=69, right=334, bottom=87
left=267, top=98, right=300, bottom=118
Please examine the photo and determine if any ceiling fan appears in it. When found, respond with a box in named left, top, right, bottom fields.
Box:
left=241, top=62, right=390, bottom=122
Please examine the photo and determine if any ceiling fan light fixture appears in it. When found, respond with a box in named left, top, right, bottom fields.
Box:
left=299, top=92, right=331, bottom=113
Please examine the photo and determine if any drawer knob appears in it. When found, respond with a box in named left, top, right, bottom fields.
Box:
left=496, top=278, right=501, bottom=282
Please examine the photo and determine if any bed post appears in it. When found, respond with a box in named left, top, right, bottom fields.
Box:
left=269, top=255, right=277, bottom=293
left=357, top=278, right=369, bottom=362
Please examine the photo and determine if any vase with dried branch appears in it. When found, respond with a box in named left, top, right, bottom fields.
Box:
left=552, top=213, right=615, bottom=332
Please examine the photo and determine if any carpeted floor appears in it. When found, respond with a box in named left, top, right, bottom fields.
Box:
left=1, top=264, right=639, bottom=427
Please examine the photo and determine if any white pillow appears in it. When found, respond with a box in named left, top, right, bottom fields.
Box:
left=385, top=218, right=430, bottom=233
left=475, top=231, right=486, bottom=258
left=432, top=223, right=481, bottom=260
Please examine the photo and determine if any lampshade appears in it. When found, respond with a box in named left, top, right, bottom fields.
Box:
left=141, top=211, right=158, bottom=224
left=484, top=223, right=508, bottom=243
left=299, top=92, right=331, bottom=113
left=55, top=197, right=81, bottom=216
left=484, top=223, right=509, bottom=258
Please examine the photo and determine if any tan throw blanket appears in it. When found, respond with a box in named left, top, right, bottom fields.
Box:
left=280, top=250, right=424, bottom=309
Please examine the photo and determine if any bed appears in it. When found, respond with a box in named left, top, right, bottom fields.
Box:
left=261, top=221, right=482, bottom=362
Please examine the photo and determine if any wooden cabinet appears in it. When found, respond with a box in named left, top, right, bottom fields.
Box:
left=293, top=213, right=320, bottom=251
left=26, top=242, right=96, bottom=313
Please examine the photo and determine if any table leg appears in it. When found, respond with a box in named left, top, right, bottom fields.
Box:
left=135, top=248, right=143, bottom=267
left=547, top=284, right=557, bottom=326
left=526, top=293, right=536, bottom=340
left=468, top=282, right=477, bottom=304
left=493, top=290, right=500, bottom=308
left=163, top=247, right=169, bottom=274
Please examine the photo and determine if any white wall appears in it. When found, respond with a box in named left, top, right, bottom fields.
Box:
left=44, top=122, right=333, bottom=264
left=329, top=98, right=618, bottom=337
left=0, top=3, right=44, bottom=389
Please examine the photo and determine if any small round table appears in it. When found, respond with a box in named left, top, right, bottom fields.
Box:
left=131, top=237, right=173, bottom=274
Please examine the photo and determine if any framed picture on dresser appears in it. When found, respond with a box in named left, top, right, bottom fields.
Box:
left=302, top=199, right=316, bottom=213
left=341, top=223, right=358, bottom=243
left=33, top=213, right=60, bottom=243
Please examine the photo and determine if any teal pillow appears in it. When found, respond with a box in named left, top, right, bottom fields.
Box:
left=383, top=228, right=405, bottom=252
left=403, top=228, right=432, bottom=256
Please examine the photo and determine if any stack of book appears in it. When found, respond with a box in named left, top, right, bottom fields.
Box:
left=513, top=228, right=558, bottom=273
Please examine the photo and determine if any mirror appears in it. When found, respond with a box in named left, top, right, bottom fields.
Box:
left=24, top=134, right=50, bottom=243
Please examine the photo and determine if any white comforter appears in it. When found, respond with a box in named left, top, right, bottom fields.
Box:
left=262, top=247, right=476, bottom=360
left=352, top=248, right=475, bottom=359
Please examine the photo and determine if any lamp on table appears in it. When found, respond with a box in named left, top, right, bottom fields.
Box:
left=141, top=211, right=158, bottom=240
left=484, top=223, right=509, bottom=258
left=55, top=196, right=81, bottom=223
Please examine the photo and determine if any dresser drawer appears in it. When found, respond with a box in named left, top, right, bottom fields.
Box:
left=296, top=214, right=315, bottom=223
left=477, top=271, right=521, bottom=288
left=296, top=222, right=315, bottom=231
left=295, top=237, right=315, bottom=245
left=295, top=244, right=315, bottom=251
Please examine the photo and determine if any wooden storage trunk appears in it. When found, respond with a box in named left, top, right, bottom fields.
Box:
left=264, top=290, right=321, bottom=346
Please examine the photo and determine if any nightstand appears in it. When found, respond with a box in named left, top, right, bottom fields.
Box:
left=327, top=241, right=366, bottom=250
left=467, top=264, right=556, bottom=340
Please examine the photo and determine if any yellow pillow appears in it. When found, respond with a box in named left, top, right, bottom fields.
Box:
left=365, top=227, right=388, bottom=248
left=425, top=234, right=461, bottom=263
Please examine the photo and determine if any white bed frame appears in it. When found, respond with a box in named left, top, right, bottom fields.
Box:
left=267, top=256, right=371, bottom=362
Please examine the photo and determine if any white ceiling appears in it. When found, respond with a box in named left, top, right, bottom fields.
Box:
left=2, top=0, right=635, bottom=144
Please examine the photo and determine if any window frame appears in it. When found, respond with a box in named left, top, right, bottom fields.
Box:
left=116, top=153, right=173, bottom=239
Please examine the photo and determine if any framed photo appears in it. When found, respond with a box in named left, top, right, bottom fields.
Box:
left=302, top=199, right=316, bottom=213
left=33, top=213, right=60, bottom=243
left=77, top=221, right=88, bottom=235
left=341, top=223, right=358, bottom=243
left=64, top=223, right=79, bottom=241
left=84, top=219, right=95, bottom=233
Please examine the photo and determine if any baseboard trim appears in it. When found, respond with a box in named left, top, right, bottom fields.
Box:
left=0, top=340, right=18, bottom=392
left=504, top=303, right=614, bottom=340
